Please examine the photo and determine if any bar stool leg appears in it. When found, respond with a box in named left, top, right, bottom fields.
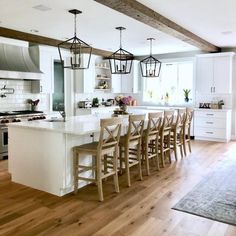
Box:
left=125, top=147, right=131, bottom=187
left=173, top=131, right=178, bottom=161
left=155, top=138, right=160, bottom=171
left=96, top=155, right=104, bottom=202
left=73, top=150, right=78, bottom=194
left=145, top=140, right=150, bottom=176
left=160, top=136, right=165, bottom=168
left=188, top=129, right=192, bottom=153
left=113, top=147, right=120, bottom=193
left=137, top=142, right=143, bottom=181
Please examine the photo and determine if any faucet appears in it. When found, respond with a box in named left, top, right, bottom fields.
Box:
left=59, top=111, right=66, bottom=122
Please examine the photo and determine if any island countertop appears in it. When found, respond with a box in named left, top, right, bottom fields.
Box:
left=7, top=110, right=158, bottom=135
left=7, top=114, right=117, bottom=136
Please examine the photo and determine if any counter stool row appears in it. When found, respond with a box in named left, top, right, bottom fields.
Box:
left=73, top=108, right=194, bottom=201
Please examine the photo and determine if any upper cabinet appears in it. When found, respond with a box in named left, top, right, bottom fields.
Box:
left=112, top=60, right=139, bottom=94
left=29, top=46, right=53, bottom=93
left=74, top=54, right=96, bottom=93
left=195, top=52, right=234, bottom=94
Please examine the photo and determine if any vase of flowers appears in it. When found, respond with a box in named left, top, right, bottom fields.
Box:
left=115, top=95, right=132, bottom=113
left=27, top=99, right=40, bottom=111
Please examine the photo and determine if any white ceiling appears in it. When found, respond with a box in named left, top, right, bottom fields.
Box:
left=138, top=0, right=236, bottom=48
left=1, top=0, right=235, bottom=55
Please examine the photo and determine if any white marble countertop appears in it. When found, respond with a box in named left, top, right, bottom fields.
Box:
left=7, top=114, right=131, bottom=136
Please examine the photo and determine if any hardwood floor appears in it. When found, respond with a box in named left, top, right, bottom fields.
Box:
left=0, top=140, right=236, bottom=236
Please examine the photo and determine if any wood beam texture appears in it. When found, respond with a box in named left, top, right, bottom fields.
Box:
left=94, top=0, right=220, bottom=52
left=0, top=27, right=112, bottom=57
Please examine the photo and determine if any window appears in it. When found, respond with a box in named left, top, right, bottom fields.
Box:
left=53, top=61, right=65, bottom=111
left=143, top=60, right=193, bottom=105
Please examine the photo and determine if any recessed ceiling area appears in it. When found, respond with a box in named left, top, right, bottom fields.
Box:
left=138, top=0, right=236, bottom=48
left=0, top=0, right=198, bottom=55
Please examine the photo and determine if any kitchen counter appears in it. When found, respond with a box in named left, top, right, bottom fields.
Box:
left=8, top=115, right=112, bottom=136
left=8, top=113, right=142, bottom=196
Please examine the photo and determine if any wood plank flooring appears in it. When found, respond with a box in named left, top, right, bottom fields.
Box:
left=0, top=140, right=236, bottom=236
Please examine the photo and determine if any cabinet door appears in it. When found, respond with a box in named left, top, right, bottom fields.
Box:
left=112, top=74, right=121, bottom=93
left=121, top=60, right=139, bottom=93
left=31, top=49, right=53, bottom=93
left=83, top=55, right=96, bottom=93
left=74, top=54, right=96, bottom=93
left=40, top=50, right=53, bottom=93
left=213, top=56, right=232, bottom=94
left=195, top=57, right=213, bottom=93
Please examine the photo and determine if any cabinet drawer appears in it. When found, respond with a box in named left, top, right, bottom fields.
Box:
left=194, top=127, right=226, bottom=139
left=195, top=111, right=227, bottom=119
left=194, top=117, right=226, bottom=128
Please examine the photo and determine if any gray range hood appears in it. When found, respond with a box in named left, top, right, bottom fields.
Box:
left=0, top=43, right=43, bottom=80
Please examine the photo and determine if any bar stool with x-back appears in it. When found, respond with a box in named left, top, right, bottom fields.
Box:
left=73, top=117, right=122, bottom=201
left=119, top=114, right=145, bottom=187
left=142, top=112, right=163, bottom=175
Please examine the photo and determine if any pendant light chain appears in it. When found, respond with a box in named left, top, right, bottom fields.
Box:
left=150, top=38, right=152, bottom=56
left=74, top=13, right=77, bottom=37
left=120, top=28, right=122, bottom=49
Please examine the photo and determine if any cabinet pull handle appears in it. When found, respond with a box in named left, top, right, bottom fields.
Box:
left=213, top=87, right=215, bottom=93
left=206, top=122, right=213, bottom=124
left=206, top=113, right=214, bottom=116
left=210, top=87, right=212, bottom=93
left=206, top=132, right=213, bottom=134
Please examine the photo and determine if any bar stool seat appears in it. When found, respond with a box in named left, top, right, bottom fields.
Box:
left=73, top=117, right=122, bottom=202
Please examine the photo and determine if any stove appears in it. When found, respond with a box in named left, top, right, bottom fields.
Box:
left=0, top=110, right=46, bottom=160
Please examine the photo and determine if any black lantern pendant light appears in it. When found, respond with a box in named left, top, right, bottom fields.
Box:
left=140, top=38, right=161, bottom=77
left=108, top=27, right=134, bottom=74
left=58, top=9, right=92, bottom=70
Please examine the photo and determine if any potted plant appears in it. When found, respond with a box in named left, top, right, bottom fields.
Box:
left=183, top=89, right=191, bottom=102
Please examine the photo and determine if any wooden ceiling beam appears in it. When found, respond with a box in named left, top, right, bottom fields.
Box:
left=94, top=0, right=220, bottom=52
left=0, top=27, right=112, bottom=57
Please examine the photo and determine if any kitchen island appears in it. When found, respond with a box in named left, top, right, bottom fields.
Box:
left=7, top=108, right=172, bottom=196
left=8, top=114, right=117, bottom=196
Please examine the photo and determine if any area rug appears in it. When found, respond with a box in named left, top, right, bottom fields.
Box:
left=172, top=158, right=236, bottom=226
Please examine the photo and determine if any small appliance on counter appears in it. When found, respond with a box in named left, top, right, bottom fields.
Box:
left=78, top=100, right=92, bottom=108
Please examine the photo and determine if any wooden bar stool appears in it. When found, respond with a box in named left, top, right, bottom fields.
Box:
left=73, top=117, right=122, bottom=202
left=142, top=112, right=163, bottom=175
left=170, top=108, right=186, bottom=160
left=183, top=108, right=194, bottom=155
left=119, top=114, right=145, bottom=187
left=159, top=110, right=175, bottom=167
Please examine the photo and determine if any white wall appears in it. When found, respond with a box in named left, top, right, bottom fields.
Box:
left=0, top=79, right=50, bottom=112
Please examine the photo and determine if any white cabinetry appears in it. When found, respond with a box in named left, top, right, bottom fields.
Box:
left=194, top=109, right=231, bottom=142
left=76, top=106, right=118, bottom=116
left=30, top=46, right=53, bottom=93
left=74, top=54, right=96, bottom=93
left=112, top=60, right=139, bottom=93
left=195, top=52, right=234, bottom=94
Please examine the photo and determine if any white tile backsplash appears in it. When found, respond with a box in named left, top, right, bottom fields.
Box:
left=0, top=79, right=49, bottom=112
